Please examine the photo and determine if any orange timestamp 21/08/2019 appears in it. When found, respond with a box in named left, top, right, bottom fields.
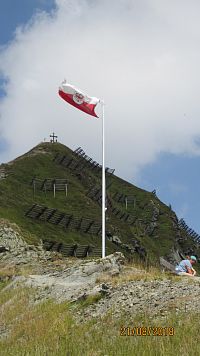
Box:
left=120, top=326, right=175, bottom=336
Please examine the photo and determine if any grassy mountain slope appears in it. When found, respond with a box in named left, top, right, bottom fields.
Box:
left=0, top=142, right=199, bottom=263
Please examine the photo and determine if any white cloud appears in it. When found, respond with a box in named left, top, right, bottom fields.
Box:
left=1, top=0, right=200, bottom=180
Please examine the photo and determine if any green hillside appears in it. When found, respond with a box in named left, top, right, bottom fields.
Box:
left=0, top=141, right=199, bottom=263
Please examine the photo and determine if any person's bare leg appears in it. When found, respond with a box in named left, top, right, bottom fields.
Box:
left=178, top=272, right=194, bottom=277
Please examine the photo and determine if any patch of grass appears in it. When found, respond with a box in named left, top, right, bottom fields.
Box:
left=0, top=264, right=37, bottom=280
left=103, top=255, right=199, bottom=287
left=0, top=266, right=16, bottom=280
left=0, top=284, right=200, bottom=355
left=95, top=265, right=179, bottom=286
left=75, top=293, right=103, bottom=309
left=0, top=280, right=10, bottom=292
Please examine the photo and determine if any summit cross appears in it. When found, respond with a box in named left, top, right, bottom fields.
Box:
left=50, top=132, right=58, bottom=143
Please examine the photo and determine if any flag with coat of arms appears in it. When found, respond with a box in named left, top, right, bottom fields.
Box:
left=59, top=80, right=100, bottom=117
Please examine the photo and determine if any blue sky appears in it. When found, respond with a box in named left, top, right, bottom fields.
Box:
left=138, top=153, right=200, bottom=233
left=0, top=0, right=55, bottom=44
left=0, top=0, right=200, bottom=234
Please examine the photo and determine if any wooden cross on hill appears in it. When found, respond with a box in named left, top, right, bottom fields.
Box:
left=50, top=132, right=58, bottom=143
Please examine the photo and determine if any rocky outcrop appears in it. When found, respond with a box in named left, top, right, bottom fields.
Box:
left=1, top=219, right=200, bottom=328
left=79, top=277, right=200, bottom=322
left=15, top=252, right=200, bottom=322
left=0, top=166, right=7, bottom=179
left=145, top=200, right=160, bottom=236
left=16, top=252, right=125, bottom=302
left=0, top=220, right=53, bottom=265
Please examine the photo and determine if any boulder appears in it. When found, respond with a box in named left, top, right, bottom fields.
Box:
left=0, top=246, right=9, bottom=253
left=112, top=236, right=122, bottom=245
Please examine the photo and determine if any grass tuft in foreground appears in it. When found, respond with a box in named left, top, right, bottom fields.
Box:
left=0, top=284, right=200, bottom=356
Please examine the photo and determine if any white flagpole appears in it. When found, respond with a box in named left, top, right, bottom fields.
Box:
left=101, top=100, right=106, bottom=258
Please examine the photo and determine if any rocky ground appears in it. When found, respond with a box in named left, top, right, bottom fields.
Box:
left=0, top=219, right=53, bottom=265
left=1, top=219, right=200, bottom=328
left=79, top=277, right=200, bottom=323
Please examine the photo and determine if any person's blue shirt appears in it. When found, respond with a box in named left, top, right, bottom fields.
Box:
left=175, top=259, right=192, bottom=273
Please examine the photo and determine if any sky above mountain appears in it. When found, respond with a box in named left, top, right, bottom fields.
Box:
left=0, top=0, right=200, bottom=233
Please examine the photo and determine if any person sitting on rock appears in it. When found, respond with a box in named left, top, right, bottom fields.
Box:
left=175, top=256, right=197, bottom=276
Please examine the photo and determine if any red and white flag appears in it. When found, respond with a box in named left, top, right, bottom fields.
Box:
left=59, top=80, right=100, bottom=117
